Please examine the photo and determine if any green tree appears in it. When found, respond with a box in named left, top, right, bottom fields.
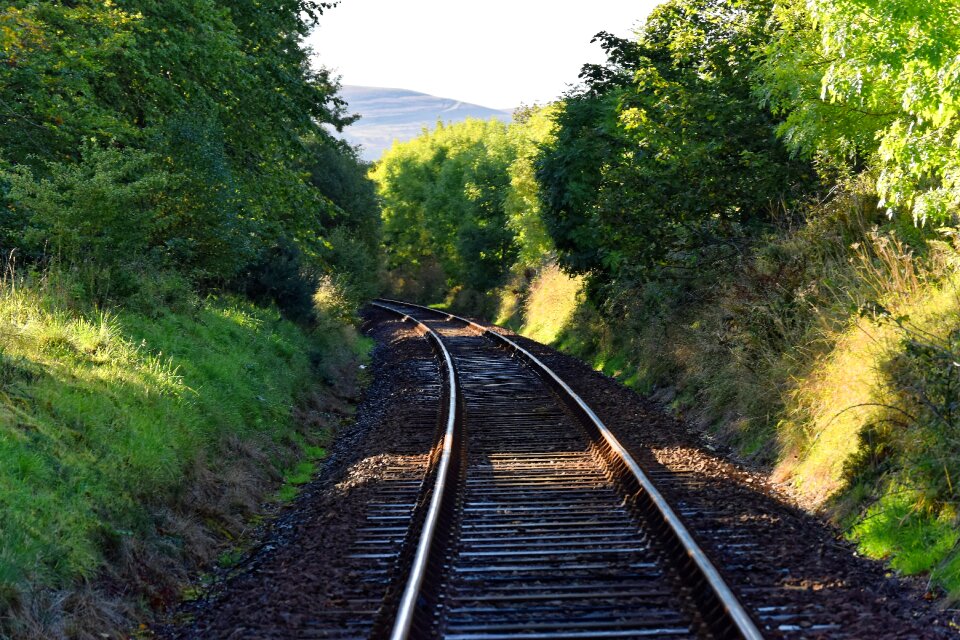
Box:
left=303, top=134, right=382, bottom=302
left=373, top=118, right=518, bottom=293
left=0, top=0, right=361, bottom=287
left=505, top=105, right=558, bottom=267
left=5, top=144, right=167, bottom=269
left=758, top=0, right=960, bottom=224
left=537, top=0, right=813, bottom=287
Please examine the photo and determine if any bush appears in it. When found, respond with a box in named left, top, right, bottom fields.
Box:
left=323, top=226, right=380, bottom=306
left=383, top=258, right=448, bottom=304
left=880, top=324, right=960, bottom=511
left=2, top=144, right=168, bottom=271
left=233, top=240, right=318, bottom=324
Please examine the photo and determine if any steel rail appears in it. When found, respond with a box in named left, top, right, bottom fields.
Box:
left=369, top=302, right=460, bottom=640
left=374, top=298, right=764, bottom=640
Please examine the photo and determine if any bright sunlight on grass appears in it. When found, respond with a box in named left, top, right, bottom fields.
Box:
left=0, top=272, right=322, bottom=612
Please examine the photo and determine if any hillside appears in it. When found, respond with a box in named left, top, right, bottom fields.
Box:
left=338, top=85, right=513, bottom=161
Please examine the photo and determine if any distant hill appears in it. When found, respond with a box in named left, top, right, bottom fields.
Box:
left=337, top=85, right=513, bottom=162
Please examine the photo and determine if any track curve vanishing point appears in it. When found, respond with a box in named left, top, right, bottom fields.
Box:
left=371, top=299, right=764, bottom=640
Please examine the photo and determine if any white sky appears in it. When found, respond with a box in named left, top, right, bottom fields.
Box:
left=308, top=1, right=662, bottom=109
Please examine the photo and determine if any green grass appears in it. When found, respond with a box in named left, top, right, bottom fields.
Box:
left=274, top=439, right=330, bottom=503
left=0, top=272, right=328, bottom=613
left=276, top=461, right=318, bottom=502
left=352, top=335, right=375, bottom=362
left=852, top=491, right=959, bottom=576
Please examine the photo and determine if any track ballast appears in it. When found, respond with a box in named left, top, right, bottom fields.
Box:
left=372, top=299, right=761, bottom=640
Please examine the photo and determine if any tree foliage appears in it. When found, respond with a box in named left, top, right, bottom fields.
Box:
left=504, top=105, right=558, bottom=266
left=5, top=144, right=167, bottom=268
left=372, top=0, right=960, bottom=309
left=537, top=0, right=814, bottom=286
left=0, top=0, right=378, bottom=304
left=759, top=0, right=960, bottom=224
left=373, top=113, right=555, bottom=295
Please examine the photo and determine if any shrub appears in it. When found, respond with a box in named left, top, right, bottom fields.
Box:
left=233, top=240, right=318, bottom=324
left=323, top=226, right=380, bottom=305
left=3, top=144, right=168, bottom=271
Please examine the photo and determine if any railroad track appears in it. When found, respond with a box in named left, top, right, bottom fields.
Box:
left=367, top=299, right=763, bottom=640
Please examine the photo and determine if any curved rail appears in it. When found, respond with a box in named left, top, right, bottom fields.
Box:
left=369, top=303, right=460, bottom=640
left=374, top=298, right=764, bottom=640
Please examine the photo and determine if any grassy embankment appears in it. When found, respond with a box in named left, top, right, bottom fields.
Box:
left=486, top=183, right=960, bottom=597
left=0, top=269, right=367, bottom=638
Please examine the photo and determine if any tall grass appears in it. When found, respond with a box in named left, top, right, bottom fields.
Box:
left=503, top=265, right=584, bottom=345
left=0, top=266, right=347, bottom=637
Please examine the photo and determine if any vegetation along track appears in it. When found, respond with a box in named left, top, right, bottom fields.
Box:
left=370, top=299, right=763, bottom=640
left=163, top=300, right=949, bottom=639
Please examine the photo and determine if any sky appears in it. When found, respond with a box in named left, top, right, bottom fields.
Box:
left=308, top=0, right=662, bottom=109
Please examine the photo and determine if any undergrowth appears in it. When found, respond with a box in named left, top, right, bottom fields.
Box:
left=0, top=267, right=364, bottom=638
